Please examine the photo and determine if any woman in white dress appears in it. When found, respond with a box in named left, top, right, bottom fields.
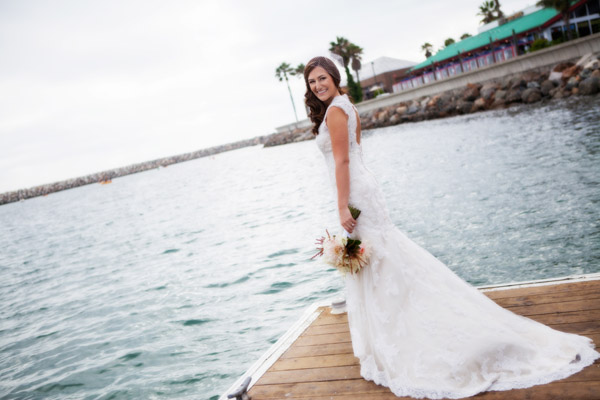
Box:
left=303, top=56, right=600, bottom=399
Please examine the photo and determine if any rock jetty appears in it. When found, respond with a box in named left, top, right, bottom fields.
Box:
left=0, top=135, right=271, bottom=205
left=359, top=55, right=600, bottom=130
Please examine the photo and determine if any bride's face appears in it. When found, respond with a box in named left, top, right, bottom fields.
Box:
left=307, top=66, right=339, bottom=105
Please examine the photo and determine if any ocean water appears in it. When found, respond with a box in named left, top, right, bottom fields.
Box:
left=1, top=95, right=599, bottom=399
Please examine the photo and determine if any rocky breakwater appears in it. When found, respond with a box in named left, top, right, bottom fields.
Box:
left=263, top=127, right=313, bottom=147
left=0, top=135, right=269, bottom=206
left=361, top=54, right=600, bottom=130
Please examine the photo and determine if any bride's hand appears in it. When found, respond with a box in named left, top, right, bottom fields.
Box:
left=339, top=207, right=357, bottom=234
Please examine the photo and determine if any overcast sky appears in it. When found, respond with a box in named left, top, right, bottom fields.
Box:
left=0, top=0, right=530, bottom=192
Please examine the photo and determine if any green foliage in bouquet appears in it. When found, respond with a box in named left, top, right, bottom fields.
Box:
left=348, top=204, right=361, bottom=220
left=346, top=204, right=363, bottom=255
left=345, top=238, right=363, bottom=256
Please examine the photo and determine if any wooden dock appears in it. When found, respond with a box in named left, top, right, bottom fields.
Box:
left=222, top=273, right=600, bottom=399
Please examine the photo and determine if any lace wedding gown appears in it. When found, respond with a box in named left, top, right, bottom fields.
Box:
left=315, top=94, right=600, bottom=399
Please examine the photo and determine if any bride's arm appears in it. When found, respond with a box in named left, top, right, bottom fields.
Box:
left=327, top=107, right=357, bottom=234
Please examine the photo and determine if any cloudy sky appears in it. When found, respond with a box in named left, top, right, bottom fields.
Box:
left=0, top=0, right=530, bottom=192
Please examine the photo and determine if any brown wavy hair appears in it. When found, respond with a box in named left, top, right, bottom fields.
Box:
left=303, top=56, right=349, bottom=135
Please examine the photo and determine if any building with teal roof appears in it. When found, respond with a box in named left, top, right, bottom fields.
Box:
left=393, top=0, right=599, bottom=92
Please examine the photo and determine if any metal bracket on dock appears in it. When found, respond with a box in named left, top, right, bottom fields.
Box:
left=227, top=376, right=251, bottom=400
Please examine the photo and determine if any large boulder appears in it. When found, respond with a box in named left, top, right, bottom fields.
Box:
left=377, top=109, right=389, bottom=123
left=471, top=97, right=487, bottom=112
left=406, top=102, right=420, bottom=115
left=521, top=88, right=542, bottom=103
left=580, top=68, right=593, bottom=79
left=540, top=79, right=556, bottom=96
left=426, top=95, right=441, bottom=109
left=396, top=105, right=408, bottom=115
left=575, top=53, right=596, bottom=68
left=578, top=76, right=600, bottom=95
left=462, top=83, right=481, bottom=101
left=548, top=70, right=563, bottom=81
left=440, top=101, right=456, bottom=116
left=552, top=62, right=573, bottom=73
left=565, top=76, right=579, bottom=90
left=437, top=91, right=454, bottom=109
left=521, top=70, right=542, bottom=82
left=505, top=88, right=523, bottom=103
left=491, top=98, right=506, bottom=109
left=584, top=59, right=599, bottom=71
left=494, top=89, right=507, bottom=100
left=501, top=76, right=512, bottom=90
left=562, top=65, right=581, bottom=80
left=455, top=99, right=474, bottom=114
left=509, top=76, right=526, bottom=89
left=552, top=88, right=571, bottom=99
left=480, top=83, right=498, bottom=100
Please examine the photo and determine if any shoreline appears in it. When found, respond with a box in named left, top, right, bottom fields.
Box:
left=1, top=56, right=599, bottom=206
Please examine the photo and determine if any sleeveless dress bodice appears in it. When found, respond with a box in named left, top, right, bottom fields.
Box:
left=314, top=94, right=600, bottom=399
left=316, top=94, right=395, bottom=240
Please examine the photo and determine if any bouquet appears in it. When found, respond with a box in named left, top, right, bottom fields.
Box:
left=311, top=205, right=371, bottom=275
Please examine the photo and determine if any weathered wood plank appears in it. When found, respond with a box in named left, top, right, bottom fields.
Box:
left=280, top=342, right=355, bottom=359
left=503, top=298, right=600, bottom=316
left=483, top=280, right=600, bottom=299
left=311, top=313, right=349, bottom=326
left=587, top=333, right=600, bottom=349
left=248, top=380, right=600, bottom=399
left=286, top=394, right=413, bottom=400
left=547, top=320, right=600, bottom=335
left=259, top=365, right=362, bottom=384
left=248, top=378, right=389, bottom=398
left=294, top=332, right=352, bottom=347
left=463, top=381, right=600, bottom=400
left=527, top=309, right=600, bottom=325
left=558, top=362, right=600, bottom=382
left=260, top=357, right=598, bottom=386
left=268, top=353, right=358, bottom=372
left=489, top=288, right=600, bottom=307
left=303, top=322, right=350, bottom=336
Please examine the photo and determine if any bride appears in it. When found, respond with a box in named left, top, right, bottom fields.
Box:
left=303, top=56, right=599, bottom=399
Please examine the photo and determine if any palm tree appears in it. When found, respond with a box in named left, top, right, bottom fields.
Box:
left=329, top=36, right=363, bottom=102
left=329, top=36, right=351, bottom=66
left=494, top=0, right=505, bottom=19
left=536, top=0, right=573, bottom=40
left=478, top=0, right=505, bottom=24
left=275, top=62, right=298, bottom=122
left=421, top=42, right=433, bottom=58
left=292, top=63, right=305, bottom=77
left=478, top=0, right=497, bottom=24
left=347, top=43, right=363, bottom=83
left=292, top=63, right=309, bottom=115
left=460, top=33, right=472, bottom=40
left=444, top=38, right=456, bottom=48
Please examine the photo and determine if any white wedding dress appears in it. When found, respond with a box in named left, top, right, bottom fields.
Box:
left=315, top=94, right=600, bottom=399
